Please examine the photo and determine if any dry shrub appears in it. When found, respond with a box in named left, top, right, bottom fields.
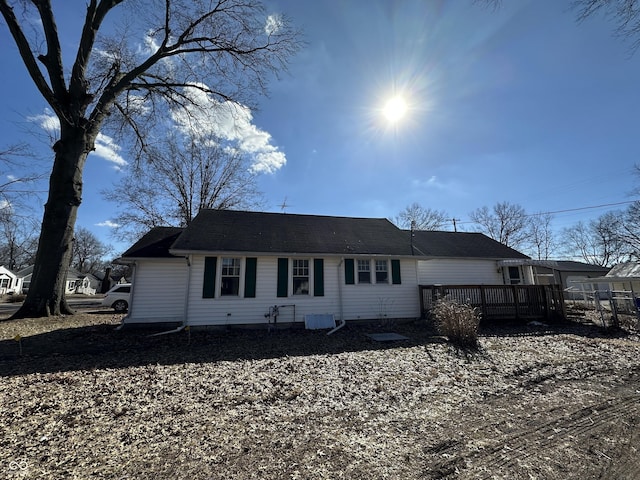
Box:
left=431, top=296, right=481, bottom=349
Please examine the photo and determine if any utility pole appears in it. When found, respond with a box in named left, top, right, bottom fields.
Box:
left=451, top=218, right=460, bottom=232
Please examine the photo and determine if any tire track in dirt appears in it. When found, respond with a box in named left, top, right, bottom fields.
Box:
left=423, top=388, right=640, bottom=479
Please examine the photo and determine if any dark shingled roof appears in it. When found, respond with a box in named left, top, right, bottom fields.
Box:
left=550, top=261, right=610, bottom=273
left=410, top=231, right=530, bottom=259
left=170, top=210, right=415, bottom=256
left=121, top=227, right=185, bottom=258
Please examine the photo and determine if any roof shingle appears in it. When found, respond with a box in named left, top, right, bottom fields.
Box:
left=410, top=231, right=530, bottom=259
left=170, top=210, right=415, bottom=256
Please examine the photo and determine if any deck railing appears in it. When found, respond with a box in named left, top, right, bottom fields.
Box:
left=419, top=284, right=565, bottom=321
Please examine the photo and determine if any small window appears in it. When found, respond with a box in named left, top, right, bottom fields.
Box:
left=293, top=259, right=310, bottom=295
left=0, top=278, right=10, bottom=289
left=357, top=260, right=371, bottom=284
left=115, top=286, right=131, bottom=293
left=221, top=258, right=241, bottom=296
left=375, top=260, right=388, bottom=284
left=508, top=266, right=522, bottom=285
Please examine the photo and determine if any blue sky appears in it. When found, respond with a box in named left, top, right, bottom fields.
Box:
left=1, top=0, right=639, bottom=256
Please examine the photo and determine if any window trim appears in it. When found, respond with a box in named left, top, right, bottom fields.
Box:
left=203, top=256, right=250, bottom=299
left=345, top=258, right=401, bottom=285
left=278, top=257, right=325, bottom=297
left=292, top=258, right=310, bottom=296
left=357, top=259, right=371, bottom=284
left=220, top=257, right=242, bottom=296
left=375, top=259, right=389, bottom=284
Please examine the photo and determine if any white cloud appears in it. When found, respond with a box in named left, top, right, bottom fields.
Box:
left=93, top=133, right=128, bottom=169
left=171, top=84, right=287, bottom=174
left=7, top=175, right=17, bottom=182
left=265, top=14, right=283, bottom=35
left=28, top=110, right=127, bottom=169
left=412, top=176, right=446, bottom=190
left=28, top=109, right=60, bottom=137
left=95, top=220, right=120, bottom=228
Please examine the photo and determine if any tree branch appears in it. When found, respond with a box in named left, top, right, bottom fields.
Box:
left=0, top=1, right=58, bottom=113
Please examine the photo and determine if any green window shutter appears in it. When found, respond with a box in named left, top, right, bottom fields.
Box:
left=391, top=259, right=401, bottom=285
left=202, top=256, right=217, bottom=298
left=244, top=257, right=257, bottom=298
left=277, top=258, right=288, bottom=297
left=344, top=258, right=355, bottom=285
left=313, top=258, right=324, bottom=296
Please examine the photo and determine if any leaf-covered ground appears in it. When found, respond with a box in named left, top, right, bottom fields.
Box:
left=1, top=310, right=639, bottom=479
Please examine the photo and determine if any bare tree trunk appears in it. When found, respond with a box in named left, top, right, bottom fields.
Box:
left=11, top=129, right=90, bottom=318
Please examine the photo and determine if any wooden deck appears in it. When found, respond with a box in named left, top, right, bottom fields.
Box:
left=420, top=284, right=566, bottom=321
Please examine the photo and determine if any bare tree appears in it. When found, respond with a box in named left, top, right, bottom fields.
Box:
left=0, top=207, right=38, bottom=271
left=480, top=0, right=640, bottom=51
left=469, top=201, right=529, bottom=249
left=527, top=212, right=556, bottom=260
left=572, top=0, right=640, bottom=51
left=561, top=211, right=629, bottom=267
left=0, top=0, right=300, bottom=318
left=0, top=143, right=46, bottom=205
left=106, top=131, right=264, bottom=241
left=394, top=203, right=449, bottom=230
left=71, top=227, right=112, bottom=274
left=620, top=200, right=640, bottom=259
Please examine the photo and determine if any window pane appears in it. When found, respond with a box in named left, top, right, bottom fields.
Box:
left=293, top=259, right=309, bottom=295
left=375, top=260, right=388, bottom=283
left=221, top=258, right=241, bottom=295
left=357, top=260, right=371, bottom=284
left=508, top=266, right=521, bottom=285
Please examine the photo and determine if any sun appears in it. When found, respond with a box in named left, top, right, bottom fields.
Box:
left=382, top=96, right=408, bottom=123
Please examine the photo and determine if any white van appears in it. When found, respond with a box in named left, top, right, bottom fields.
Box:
left=101, top=284, right=131, bottom=312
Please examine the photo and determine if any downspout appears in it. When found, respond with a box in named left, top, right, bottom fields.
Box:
left=327, top=258, right=346, bottom=335
left=148, top=255, right=191, bottom=337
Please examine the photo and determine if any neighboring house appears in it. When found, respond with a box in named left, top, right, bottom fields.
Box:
left=118, top=210, right=537, bottom=328
left=0, top=266, right=21, bottom=294
left=75, top=272, right=102, bottom=295
left=18, top=265, right=105, bottom=295
left=65, top=269, right=84, bottom=295
left=530, top=260, right=610, bottom=300
left=16, top=265, right=32, bottom=294
left=409, top=231, right=532, bottom=285
left=580, top=262, right=640, bottom=296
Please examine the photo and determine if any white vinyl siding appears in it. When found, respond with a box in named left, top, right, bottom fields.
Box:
left=184, top=256, right=420, bottom=326
left=341, top=259, right=418, bottom=321
left=417, top=259, right=503, bottom=285
left=125, top=259, right=188, bottom=323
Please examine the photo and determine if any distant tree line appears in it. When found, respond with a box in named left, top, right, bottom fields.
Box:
left=394, top=167, right=640, bottom=267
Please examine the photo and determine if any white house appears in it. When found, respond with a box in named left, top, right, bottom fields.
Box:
left=119, top=212, right=419, bottom=327
left=18, top=266, right=109, bottom=295
left=0, top=265, right=21, bottom=294
left=118, top=210, right=539, bottom=328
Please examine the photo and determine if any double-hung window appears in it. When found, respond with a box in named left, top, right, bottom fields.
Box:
left=357, top=259, right=371, bottom=284
left=221, top=257, right=241, bottom=296
left=375, top=260, right=389, bottom=284
left=292, top=259, right=310, bottom=295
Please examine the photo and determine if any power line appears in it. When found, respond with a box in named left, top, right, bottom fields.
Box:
left=457, top=200, right=637, bottom=225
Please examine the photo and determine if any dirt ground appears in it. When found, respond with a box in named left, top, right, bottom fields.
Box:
left=1, top=309, right=639, bottom=479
